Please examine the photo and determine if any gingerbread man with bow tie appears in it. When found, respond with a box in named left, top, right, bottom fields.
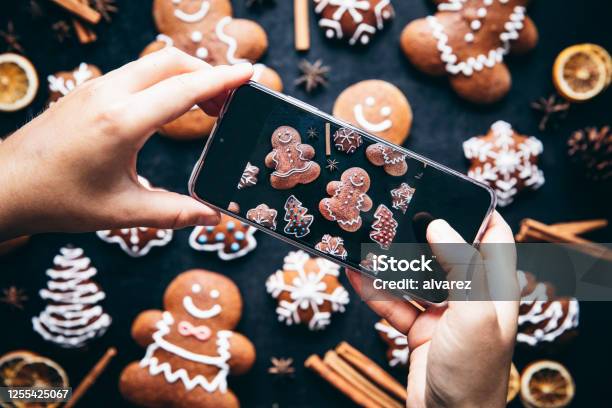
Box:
left=120, top=270, right=255, bottom=408
left=141, top=0, right=283, bottom=140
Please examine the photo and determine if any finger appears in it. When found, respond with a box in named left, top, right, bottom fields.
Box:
left=406, top=341, right=429, bottom=407
left=346, top=269, right=419, bottom=334
left=427, top=219, right=491, bottom=307
left=124, top=63, right=253, bottom=137
left=102, top=47, right=211, bottom=93
left=126, top=189, right=221, bottom=229
left=199, top=89, right=231, bottom=117
left=480, top=211, right=519, bottom=340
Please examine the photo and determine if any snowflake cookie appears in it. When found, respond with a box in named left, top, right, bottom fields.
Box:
left=314, top=0, right=395, bottom=46
left=463, top=120, right=544, bottom=206
left=333, top=127, right=363, bottom=154
left=97, top=177, right=173, bottom=257
left=375, top=319, right=409, bottom=367
left=266, top=250, right=350, bottom=331
left=189, top=213, right=257, bottom=260
left=48, top=63, right=101, bottom=104
left=315, top=234, right=348, bottom=260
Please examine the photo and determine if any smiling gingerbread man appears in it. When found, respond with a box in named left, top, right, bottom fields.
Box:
left=319, top=167, right=373, bottom=232
left=119, top=270, right=255, bottom=408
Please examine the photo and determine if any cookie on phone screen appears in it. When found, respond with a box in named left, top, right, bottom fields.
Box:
left=264, top=126, right=321, bottom=190
left=319, top=167, right=373, bottom=232
left=366, top=143, right=408, bottom=176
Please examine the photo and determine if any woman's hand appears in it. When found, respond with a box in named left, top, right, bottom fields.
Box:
left=347, top=211, right=518, bottom=408
left=0, top=47, right=254, bottom=240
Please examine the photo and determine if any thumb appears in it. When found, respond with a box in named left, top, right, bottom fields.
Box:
left=129, top=189, right=220, bottom=229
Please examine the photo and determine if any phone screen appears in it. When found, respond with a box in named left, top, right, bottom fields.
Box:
left=191, top=83, right=495, bottom=303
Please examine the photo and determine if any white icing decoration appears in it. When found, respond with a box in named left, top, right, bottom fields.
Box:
left=210, top=289, right=220, bottom=299
left=173, top=0, right=210, bottom=23
left=140, top=311, right=231, bottom=392
left=183, top=296, right=222, bottom=319
left=315, top=235, right=348, bottom=260
left=32, top=246, right=111, bottom=348
left=427, top=2, right=526, bottom=75
left=237, top=162, right=259, bottom=189
left=196, top=47, right=209, bottom=59
left=215, top=16, right=248, bottom=65
left=463, top=120, right=544, bottom=207
left=323, top=174, right=368, bottom=228
left=266, top=250, right=349, bottom=330
left=374, top=321, right=409, bottom=367
left=192, top=284, right=202, bottom=293
left=47, top=63, right=93, bottom=98
left=516, top=271, right=580, bottom=347
left=157, top=33, right=174, bottom=47
left=353, top=98, right=393, bottom=133
left=191, top=31, right=203, bottom=42
left=271, top=145, right=316, bottom=179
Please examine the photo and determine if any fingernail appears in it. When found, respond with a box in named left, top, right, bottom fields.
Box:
left=427, top=219, right=451, bottom=242
left=234, top=62, right=253, bottom=72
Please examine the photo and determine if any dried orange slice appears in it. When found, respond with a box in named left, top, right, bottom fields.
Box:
left=520, top=360, right=575, bottom=408
left=507, top=362, right=520, bottom=403
left=553, top=44, right=612, bottom=102
left=0, top=54, right=39, bottom=112
left=0, top=350, right=68, bottom=408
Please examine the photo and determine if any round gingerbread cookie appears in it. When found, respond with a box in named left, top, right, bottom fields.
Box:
left=333, top=80, right=412, bottom=145
left=120, top=269, right=255, bottom=407
left=47, top=63, right=102, bottom=104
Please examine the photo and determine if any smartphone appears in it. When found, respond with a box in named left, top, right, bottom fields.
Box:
left=189, top=82, right=496, bottom=304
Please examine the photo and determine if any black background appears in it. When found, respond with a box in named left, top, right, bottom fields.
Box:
left=1, top=0, right=611, bottom=406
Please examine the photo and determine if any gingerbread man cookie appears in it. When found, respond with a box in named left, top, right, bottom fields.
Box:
left=319, top=167, right=373, bottom=232
left=313, top=0, right=395, bottom=46
left=401, top=0, right=538, bottom=104
left=366, top=143, right=408, bottom=176
left=142, top=0, right=283, bottom=140
left=463, top=120, right=544, bottom=206
left=119, top=270, right=255, bottom=408
left=333, top=80, right=412, bottom=145
left=264, top=126, right=321, bottom=190
left=266, top=250, right=350, bottom=331
left=97, top=177, right=173, bottom=257
left=47, top=63, right=101, bottom=104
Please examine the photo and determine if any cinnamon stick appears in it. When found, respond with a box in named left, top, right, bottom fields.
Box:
left=325, top=122, right=331, bottom=156
left=64, top=347, right=117, bottom=408
left=49, top=0, right=101, bottom=25
left=294, top=0, right=310, bottom=51
left=305, top=355, right=380, bottom=408
left=72, top=0, right=97, bottom=44
left=336, top=342, right=407, bottom=401
left=550, top=219, right=608, bottom=235
left=324, top=351, right=403, bottom=408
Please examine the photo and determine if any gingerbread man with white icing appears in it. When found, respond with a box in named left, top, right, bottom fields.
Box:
left=141, top=0, right=283, bottom=140
left=265, top=126, right=321, bottom=190
left=401, top=0, right=538, bottom=104
left=119, top=270, right=255, bottom=408
left=319, top=167, right=373, bottom=232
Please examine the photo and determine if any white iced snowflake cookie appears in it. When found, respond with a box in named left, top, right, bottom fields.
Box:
left=314, top=0, right=395, bottom=46
left=463, top=120, right=544, bottom=206
left=375, top=319, right=409, bottom=367
left=517, top=270, right=579, bottom=347
left=266, top=250, right=350, bottom=331
left=97, top=176, right=173, bottom=257
left=32, top=245, right=111, bottom=348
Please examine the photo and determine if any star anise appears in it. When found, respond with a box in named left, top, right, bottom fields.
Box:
left=29, top=0, right=44, bottom=19
left=52, top=20, right=72, bottom=43
left=91, top=0, right=118, bottom=23
left=246, top=0, right=276, bottom=8
left=307, top=127, right=319, bottom=140
left=531, top=94, right=570, bottom=131
left=295, top=59, right=330, bottom=93
left=268, top=357, right=295, bottom=378
left=0, top=21, right=24, bottom=53
left=326, top=159, right=339, bottom=172
left=0, top=286, right=28, bottom=310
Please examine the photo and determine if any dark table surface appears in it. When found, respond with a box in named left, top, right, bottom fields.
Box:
left=1, top=0, right=611, bottom=406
